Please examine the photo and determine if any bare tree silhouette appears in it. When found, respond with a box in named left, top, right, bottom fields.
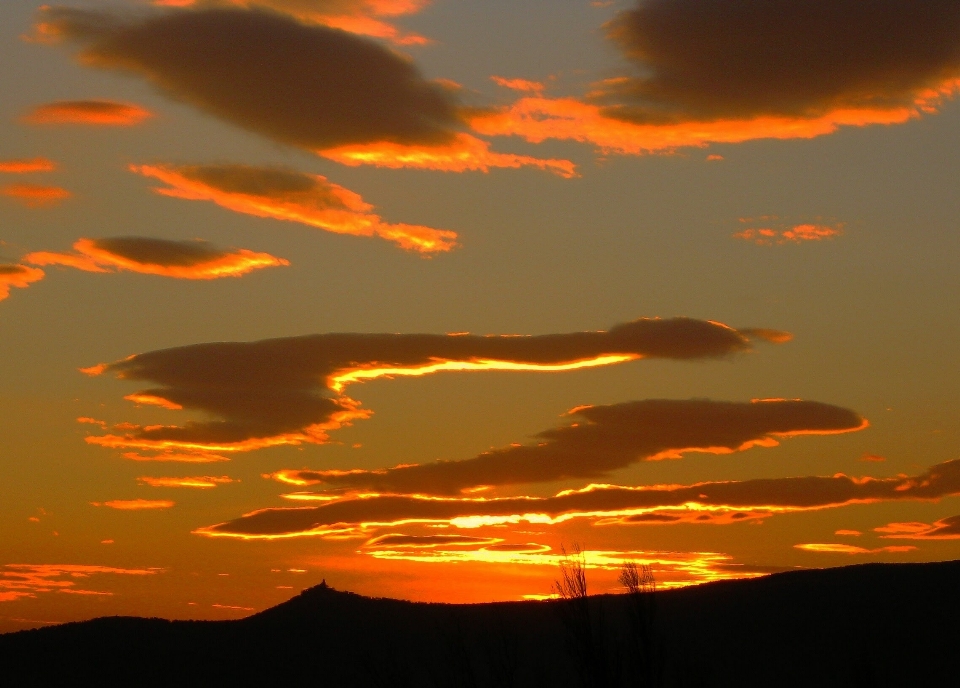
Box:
left=619, top=562, right=662, bottom=688
left=553, top=544, right=612, bottom=688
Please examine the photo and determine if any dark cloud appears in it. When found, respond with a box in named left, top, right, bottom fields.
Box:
left=26, top=237, right=288, bottom=279
left=82, top=318, right=767, bottom=454
left=40, top=6, right=461, bottom=149
left=165, top=0, right=431, bottom=45
left=198, top=459, right=960, bottom=538
left=601, top=0, right=960, bottom=122
left=280, top=398, right=866, bottom=494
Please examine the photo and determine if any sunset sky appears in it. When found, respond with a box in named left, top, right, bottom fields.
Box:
left=2, top=0, right=959, bottom=631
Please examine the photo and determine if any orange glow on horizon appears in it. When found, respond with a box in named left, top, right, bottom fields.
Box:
left=24, top=100, right=153, bottom=126
left=131, top=164, right=457, bottom=254
left=320, top=132, right=577, bottom=177
left=0, top=157, right=56, bottom=173
left=1, top=184, right=70, bottom=207
left=26, top=238, right=289, bottom=279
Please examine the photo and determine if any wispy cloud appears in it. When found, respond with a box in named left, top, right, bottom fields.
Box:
left=1, top=184, right=71, bottom=207
left=80, top=318, right=770, bottom=456
left=131, top=164, right=458, bottom=253
left=91, top=499, right=175, bottom=510
left=0, top=264, right=45, bottom=302
left=137, top=476, right=234, bottom=488
left=875, top=515, right=960, bottom=540
left=25, top=236, right=289, bottom=279
left=0, top=564, right=160, bottom=602
left=733, top=218, right=844, bottom=246
left=0, top=158, right=57, bottom=173
left=274, top=398, right=866, bottom=494
left=793, top=543, right=916, bottom=555
left=23, top=100, right=152, bottom=126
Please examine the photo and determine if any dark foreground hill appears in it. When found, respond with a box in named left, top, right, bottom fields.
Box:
left=2, top=560, right=958, bottom=687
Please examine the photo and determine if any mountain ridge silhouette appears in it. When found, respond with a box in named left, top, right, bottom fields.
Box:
left=2, top=559, right=958, bottom=686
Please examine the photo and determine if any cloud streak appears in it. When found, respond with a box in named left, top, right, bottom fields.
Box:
left=137, top=476, right=234, bottom=488
left=80, top=318, right=767, bottom=456
left=25, top=236, right=289, bottom=279
left=91, top=499, right=175, bottom=510
left=1, top=184, right=70, bottom=207
left=875, top=515, right=960, bottom=540
left=473, top=0, right=960, bottom=155
left=0, top=264, right=45, bottom=302
left=733, top=219, right=844, bottom=246
left=0, top=564, right=160, bottom=602
left=23, top=100, right=152, bottom=126
left=274, top=398, right=866, bottom=494
left=0, top=158, right=56, bottom=173
left=793, top=543, right=916, bottom=555
left=198, top=459, right=960, bottom=539
left=131, top=164, right=458, bottom=253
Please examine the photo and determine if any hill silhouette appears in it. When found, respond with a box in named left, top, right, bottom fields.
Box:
left=2, top=560, right=958, bottom=687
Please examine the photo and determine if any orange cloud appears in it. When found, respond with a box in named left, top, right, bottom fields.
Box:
left=320, top=132, right=576, bottom=177
left=81, top=318, right=764, bottom=456
left=197, top=458, right=960, bottom=540
left=137, top=476, right=234, bottom=488
left=277, top=398, right=866, bottom=495
left=491, top=76, right=546, bottom=94
left=734, top=220, right=844, bottom=246
left=834, top=529, right=861, bottom=537
left=158, top=0, right=432, bottom=44
left=0, top=564, right=160, bottom=602
left=793, top=543, right=916, bottom=555
left=25, top=236, right=289, bottom=279
left=130, top=164, right=457, bottom=253
left=0, top=264, right=45, bottom=302
left=122, top=451, right=230, bottom=463
left=0, top=158, right=56, bottom=173
left=875, top=515, right=960, bottom=540
left=469, top=95, right=934, bottom=156
left=1, top=184, right=70, bottom=207
left=23, top=100, right=152, bottom=126
left=92, top=499, right=175, bottom=510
